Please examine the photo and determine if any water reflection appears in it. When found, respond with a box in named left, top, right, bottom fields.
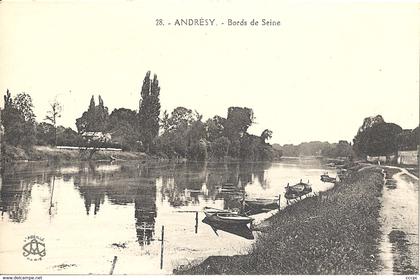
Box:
left=0, top=159, right=335, bottom=274
left=0, top=164, right=36, bottom=222
left=134, top=179, right=157, bottom=247
left=0, top=161, right=282, bottom=224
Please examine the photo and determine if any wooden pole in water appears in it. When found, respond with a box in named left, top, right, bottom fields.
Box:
left=109, top=256, right=117, bottom=275
left=278, top=194, right=281, bottom=210
left=160, top=225, right=164, bottom=270
left=195, top=211, right=198, bottom=234
left=49, top=175, right=56, bottom=215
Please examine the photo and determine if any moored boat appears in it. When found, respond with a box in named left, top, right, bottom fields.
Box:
left=320, top=173, right=337, bottom=183
left=244, top=198, right=278, bottom=208
left=284, top=180, right=312, bottom=200
left=203, top=207, right=253, bottom=225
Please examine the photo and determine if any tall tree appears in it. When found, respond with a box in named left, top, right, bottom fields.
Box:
left=223, top=107, right=254, bottom=157
left=96, top=95, right=109, bottom=132
left=138, top=71, right=161, bottom=152
left=45, top=99, right=62, bottom=146
left=76, top=95, right=109, bottom=133
left=2, top=90, right=36, bottom=148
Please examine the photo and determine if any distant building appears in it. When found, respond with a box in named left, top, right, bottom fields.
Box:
left=397, top=150, right=419, bottom=165
left=366, top=149, right=419, bottom=165
left=81, top=132, right=112, bottom=142
left=366, top=155, right=395, bottom=164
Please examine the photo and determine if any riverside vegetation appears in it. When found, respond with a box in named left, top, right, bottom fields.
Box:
left=1, top=71, right=281, bottom=162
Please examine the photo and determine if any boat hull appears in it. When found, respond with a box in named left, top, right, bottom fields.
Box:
left=204, top=207, right=253, bottom=225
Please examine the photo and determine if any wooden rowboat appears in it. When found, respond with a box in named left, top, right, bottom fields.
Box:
left=203, top=207, right=253, bottom=225
left=320, top=174, right=337, bottom=183
left=244, top=198, right=278, bottom=208
left=285, top=180, right=312, bottom=200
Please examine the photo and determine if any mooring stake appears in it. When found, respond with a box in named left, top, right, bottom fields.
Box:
left=195, top=211, right=198, bottom=234
left=278, top=194, right=281, bottom=210
left=109, top=256, right=117, bottom=275
left=160, top=225, right=164, bottom=269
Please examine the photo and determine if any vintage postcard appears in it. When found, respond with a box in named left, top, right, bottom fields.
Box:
left=0, top=0, right=418, bottom=278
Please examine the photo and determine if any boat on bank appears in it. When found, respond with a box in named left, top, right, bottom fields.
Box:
left=203, top=207, right=253, bottom=225
left=285, top=180, right=312, bottom=200
left=320, top=173, right=337, bottom=183
left=202, top=217, right=254, bottom=240
left=242, top=198, right=279, bottom=215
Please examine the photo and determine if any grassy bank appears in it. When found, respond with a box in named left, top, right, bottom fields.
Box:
left=176, top=166, right=385, bottom=275
left=3, top=145, right=150, bottom=162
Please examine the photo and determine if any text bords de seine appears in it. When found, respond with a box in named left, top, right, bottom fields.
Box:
left=155, top=18, right=281, bottom=27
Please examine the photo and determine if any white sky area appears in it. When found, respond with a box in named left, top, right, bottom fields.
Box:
left=0, top=0, right=418, bottom=145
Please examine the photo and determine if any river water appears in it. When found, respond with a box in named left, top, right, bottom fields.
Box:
left=0, top=158, right=335, bottom=274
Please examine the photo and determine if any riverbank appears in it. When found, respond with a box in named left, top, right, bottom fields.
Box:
left=176, top=165, right=385, bottom=274
left=3, top=145, right=150, bottom=163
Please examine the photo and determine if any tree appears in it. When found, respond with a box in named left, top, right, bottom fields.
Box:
left=223, top=107, right=254, bottom=157
left=353, top=115, right=385, bottom=157
left=138, top=71, right=161, bottom=152
left=223, top=107, right=254, bottom=140
left=56, top=126, right=83, bottom=146
left=36, top=122, right=55, bottom=146
left=156, top=106, right=203, bottom=158
left=76, top=95, right=109, bottom=134
left=161, top=107, right=195, bottom=133
left=186, top=119, right=207, bottom=160
left=210, top=136, right=230, bottom=160
left=260, top=129, right=273, bottom=143
left=353, top=115, right=402, bottom=157
left=397, top=127, right=419, bottom=151
left=205, top=115, right=225, bottom=142
left=107, top=108, right=138, bottom=150
left=1, top=90, right=36, bottom=148
left=45, top=99, right=62, bottom=146
left=76, top=95, right=95, bottom=134
left=364, top=123, right=402, bottom=156
left=96, top=95, right=109, bottom=132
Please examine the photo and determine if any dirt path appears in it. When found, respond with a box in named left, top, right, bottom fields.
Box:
left=378, top=167, right=419, bottom=274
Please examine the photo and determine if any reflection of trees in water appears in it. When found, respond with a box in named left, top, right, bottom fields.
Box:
left=72, top=163, right=159, bottom=246
left=134, top=179, right=157, bottom=246
left=73, top=162, right=150, bottom=215
left=0, top=160, right=272, bottom=227
left=0, top=163, right=59, bottom=222
left=159, top=162, right=208, bottom=207
left=73, top=163, right=107, bottom=215
left=0, top=177, right=32, bottom=222
left=157, top=161, right=272, bottom=208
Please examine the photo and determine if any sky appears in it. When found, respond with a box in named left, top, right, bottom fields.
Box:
left=0, top=0, right=418, bottom=145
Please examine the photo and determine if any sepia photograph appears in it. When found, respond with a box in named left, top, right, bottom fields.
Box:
left=0, top=0, right=418, bottom=278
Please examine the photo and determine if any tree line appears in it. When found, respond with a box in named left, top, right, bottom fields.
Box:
left=273, top=141, right=354, bottom=158
left=272, top=115, right=418, bottom=160
left=352, top=115, right=418, bottom=158
left=1, top=71, right=281, bottom=161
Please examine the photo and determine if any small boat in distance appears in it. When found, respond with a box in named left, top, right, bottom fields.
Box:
left=320, top=173, right=337, bottom=183
left=203, top=207, right=253, bottom=225
left=285, top=180, right=312, bottom=200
